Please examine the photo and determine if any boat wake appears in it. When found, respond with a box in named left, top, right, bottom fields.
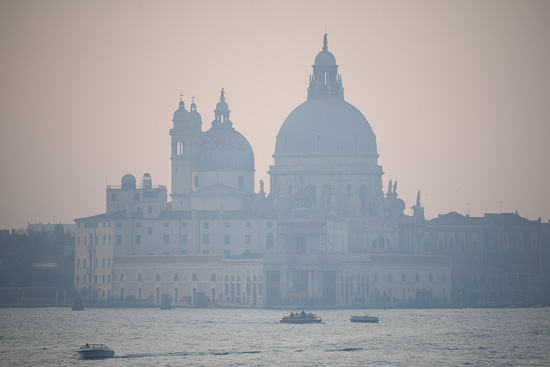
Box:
left=327, top=347, right=364, bottom=352
left=116, top=349, right=261, bottom=359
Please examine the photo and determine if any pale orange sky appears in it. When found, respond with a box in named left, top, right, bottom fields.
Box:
left=1, top=0, right=549, bottom=229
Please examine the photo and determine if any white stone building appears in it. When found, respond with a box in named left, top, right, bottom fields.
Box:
left=74, top=35, right=451, bottom=307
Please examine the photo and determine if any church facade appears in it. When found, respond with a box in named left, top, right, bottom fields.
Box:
left=74, top=36, right=548, bottom=307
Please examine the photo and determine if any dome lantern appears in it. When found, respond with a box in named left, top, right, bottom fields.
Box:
left=308, top=34, right=343, bottom=100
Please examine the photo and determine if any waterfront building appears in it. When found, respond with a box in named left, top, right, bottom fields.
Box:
left=74, top=35, right=547, bottom=307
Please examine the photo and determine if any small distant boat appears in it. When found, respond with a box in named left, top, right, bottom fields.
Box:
left=350, top=315, right=379, bottom=323
left=77, top=344, right=115, bottom=359
left=280, top=311, right=322, bottom=324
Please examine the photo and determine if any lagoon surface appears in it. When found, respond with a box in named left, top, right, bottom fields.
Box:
left=1, top=307, right=549, bottom=366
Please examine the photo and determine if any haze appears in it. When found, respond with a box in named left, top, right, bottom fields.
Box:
left=1, top=0, right=549, bottom=229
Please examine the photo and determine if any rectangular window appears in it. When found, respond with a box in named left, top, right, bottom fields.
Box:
left=225, top=222, right=230, bottom=228
left=203, top=234, right=209, bottom=244
left=245, top=234, right=251, bottom=244
left=136, top=222, right=141, bottom=227
left=103, top=235, right=105, bottom=244
left=224, top=250, right=230, bottom=257
left=78, top=237, right=80, bottom=246
left=246, top=222, right=251, bottom=228
left=116, top=222, right=122, bottom=228
left=108, top=275, right=110, bottom=283
left=204, top=222, right=209, bottom=229
left=182, top=222, right=187, bottom=228
left=108, top=236, right=111, bottom=245
left=267, top=221, right=273, bottom=228
left=148, top=206, right=153, bottom=213
left=164, top=222, right=169, bottom=228
left=238, top=175, right=244, bottom=188
left=111, top=193, right=116, bottom=201
left=181, top=234, right=188, bottom=244
left=134, top=193, right=140, bottom=201
left=102, top=258, right=105, bottom=268
left=203, top=250, right=209, bottom=254
left=103, top=275, right=105, bottom=284
left=194, top=175, right=198, bottom=188
left=77, top=259, right=80, bottom=268
left=181, top=250, right=188, bottom=254
left=163, top=234, right=170, bottom=245
left=147, top=227, right=153, bottom=234
left=135, top=235, right=141, bottom=245
left=116, top=235, right=122, bottom=245
left=224, top=234, right=230, bottom=245
left=108, top=258, right=111, bottom=268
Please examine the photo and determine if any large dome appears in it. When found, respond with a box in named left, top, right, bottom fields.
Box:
left=195, top=127, right=254, bottom=170
left=274, top=98, right=377, bottom=157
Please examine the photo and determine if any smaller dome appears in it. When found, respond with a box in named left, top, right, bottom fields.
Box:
left=173, top=100, right=189, bottom=121
left=195, top=127, right=254, bottom=170
left=121, top=174, right=136, bottom=190
left=314, top=50, right=336, bottom=65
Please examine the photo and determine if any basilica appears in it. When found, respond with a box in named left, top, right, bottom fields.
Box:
left=74, top=36, right=548, bottom=307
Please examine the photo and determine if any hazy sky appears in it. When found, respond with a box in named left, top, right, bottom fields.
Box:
left=1, top=0, right=549, bottom=229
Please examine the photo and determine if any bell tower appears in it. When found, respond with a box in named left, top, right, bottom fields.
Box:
left=170, top=96, right=202, bottom=210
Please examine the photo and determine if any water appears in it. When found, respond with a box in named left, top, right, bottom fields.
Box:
left=1, top=307, right=549, bottom=366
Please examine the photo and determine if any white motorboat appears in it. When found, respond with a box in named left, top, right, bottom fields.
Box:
left=77, top=344, right=115, bottom=359
left=350, top=315, right=379, bottom=323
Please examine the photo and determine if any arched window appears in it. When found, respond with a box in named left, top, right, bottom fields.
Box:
left=137, top=273, right=143, bottom=282
left=401, top=273, right=406, bottom=282
left=177, top=141, right=185, bottom=156
left=322, top=185, right=332, bottom=210
left=415, top=273, right=420, bottom=282
left=374, top=273, right=379, bottom=281
left=192, top=273, right=198, bottom=281
left=372, top=236, right=391, bottom=251
left=306, top=184, right=317, bottom=208
left=211, top=273, right=217, bottom=282
left=119, top=273, right=125, bottom=282
left=155, top=273, right=161, bottom=282
left=173, top=273, right=180, bottom=282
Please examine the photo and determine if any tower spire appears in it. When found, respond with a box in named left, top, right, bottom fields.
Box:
left=323, top=33, right=328, bottom=51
